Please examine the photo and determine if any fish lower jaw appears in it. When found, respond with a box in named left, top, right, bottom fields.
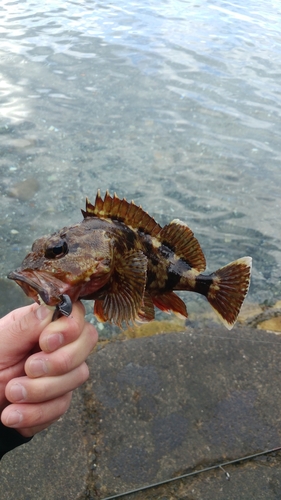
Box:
left=37, top=294, right=56, bottom=312
left=37, top=294, right=45, bottom=305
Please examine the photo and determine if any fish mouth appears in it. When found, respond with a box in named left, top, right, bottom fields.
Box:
left=8, top=269, right=69, bottom=306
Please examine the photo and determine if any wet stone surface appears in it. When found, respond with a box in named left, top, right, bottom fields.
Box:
left=0, top=326, right=280, bottom=499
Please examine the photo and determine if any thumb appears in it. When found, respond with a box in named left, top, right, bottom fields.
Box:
left=0, top=304, right=53, bottom=368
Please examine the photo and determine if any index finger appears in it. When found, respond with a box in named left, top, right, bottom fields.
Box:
left=38, top=301, right=87, bottom=353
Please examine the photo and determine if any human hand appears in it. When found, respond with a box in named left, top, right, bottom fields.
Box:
left=0, top=301, right=97, bottom=437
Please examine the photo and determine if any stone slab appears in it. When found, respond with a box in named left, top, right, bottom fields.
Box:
left=0, top=326, right=280, bottom=499
left=85, top=326, right=281, bottom=498
left=0, top=390, right=91, bottom=500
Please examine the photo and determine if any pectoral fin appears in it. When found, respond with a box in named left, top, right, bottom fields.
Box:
left=93, top=250, right=148, bottom=326
left=94, top=299, right=107, bottom=322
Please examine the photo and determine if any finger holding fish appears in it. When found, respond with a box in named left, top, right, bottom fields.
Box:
left=25, top=320, right=97, bottom=378
left=1, top=297, right=98, bottom=438
left=5, top=363, right=90, bottom=405
left=37, top=301, right=88, bottom=353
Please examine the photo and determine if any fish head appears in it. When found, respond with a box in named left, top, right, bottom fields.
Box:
left=8, top=221, right=113, bottom=307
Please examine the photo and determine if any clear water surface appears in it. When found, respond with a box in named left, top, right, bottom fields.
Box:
left=1, top=0, right=281, bottom=326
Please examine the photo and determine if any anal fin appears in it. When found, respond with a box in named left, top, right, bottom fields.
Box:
left=152, top=291, right=188, bottom=319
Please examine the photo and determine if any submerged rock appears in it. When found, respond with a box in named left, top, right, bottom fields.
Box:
left=7, top=178, right=40, bottom=201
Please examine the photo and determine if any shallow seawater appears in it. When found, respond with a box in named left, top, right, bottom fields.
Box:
left=0, top=0, right=281, bottom=332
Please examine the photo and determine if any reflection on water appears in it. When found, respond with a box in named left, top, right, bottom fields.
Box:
left=0, top=0, right=281, bottom=319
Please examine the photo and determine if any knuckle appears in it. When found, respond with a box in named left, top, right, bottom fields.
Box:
left=59, top=351, right=73, bottom=373
left=12, top=313, right=30, bottom=336
left=79, top=362, right=90, bottom=383
left=86, top=323, right=98, bottom=347
left=61, top=392, right=72, bottom=413
left=54, top=393, right=72, bottom=419
left=29, top=405, right=44, bottom=425
left=59, top=316, right=82, bottom=341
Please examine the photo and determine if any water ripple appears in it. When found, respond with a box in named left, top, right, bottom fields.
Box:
left=1, top=0, right=281, bottom=304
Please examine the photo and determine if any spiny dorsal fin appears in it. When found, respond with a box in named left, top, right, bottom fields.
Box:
left=159, top=219, right=206, bottom=272
left=81, top=190, right=162, bottom=237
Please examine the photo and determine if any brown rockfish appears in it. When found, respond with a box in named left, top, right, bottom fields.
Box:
left=8, top=190, right=252, bottom=328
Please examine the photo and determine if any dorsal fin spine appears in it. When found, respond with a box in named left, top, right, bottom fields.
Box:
left=82, top=191, right=162, bottom=236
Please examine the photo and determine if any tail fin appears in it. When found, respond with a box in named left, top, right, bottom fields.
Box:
left=206, top=257, right=252, bottom=330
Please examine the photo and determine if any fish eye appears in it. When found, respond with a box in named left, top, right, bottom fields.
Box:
left=45, top=240, right=68, bottom=259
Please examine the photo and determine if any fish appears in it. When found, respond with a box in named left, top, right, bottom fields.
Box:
left=8, top=190, right=252, bottom=329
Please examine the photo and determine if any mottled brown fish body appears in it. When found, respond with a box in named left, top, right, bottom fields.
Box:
left=8, top=191, right=252, bottom=329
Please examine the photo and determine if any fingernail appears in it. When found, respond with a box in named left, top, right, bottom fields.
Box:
left=46, top=332, right=64, bottom=352
left=35, top=305, right=51, bottom=321
left=6, top=410, right=23, bottom=426
left=29, top=358, right=48, bottom=376
left=9, top=383, right=27, bottom=402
